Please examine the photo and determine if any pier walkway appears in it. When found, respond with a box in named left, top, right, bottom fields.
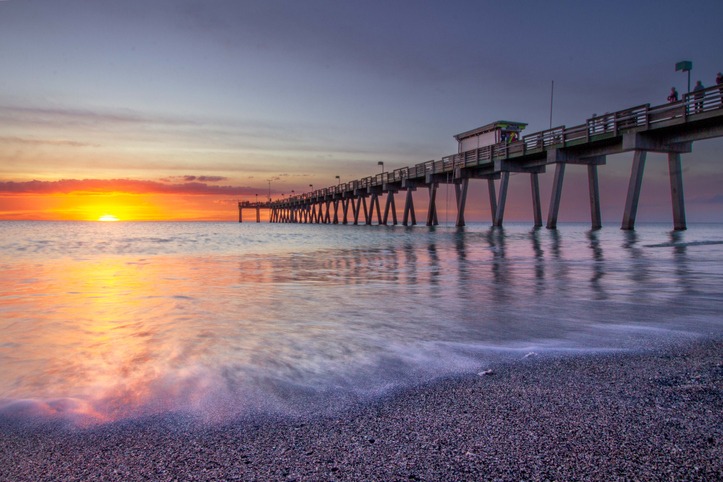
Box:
left=250, top=85, right=723, bottom=230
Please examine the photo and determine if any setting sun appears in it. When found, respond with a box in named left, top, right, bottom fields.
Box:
left=98, top=214, right=119, bottom=222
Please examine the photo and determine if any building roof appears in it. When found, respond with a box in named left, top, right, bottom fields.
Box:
left=453, top=121, right=528, bottom=141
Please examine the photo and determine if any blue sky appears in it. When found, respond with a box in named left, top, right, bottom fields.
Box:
left=1, top=0, right=722, bottom=222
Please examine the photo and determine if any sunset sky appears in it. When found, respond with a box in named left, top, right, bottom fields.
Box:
left=1, top=0, right=722, bottom=222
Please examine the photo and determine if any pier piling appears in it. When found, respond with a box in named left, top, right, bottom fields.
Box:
left=622, top=150, right=646, bottom=231
left=668, top=152, right=687, bottom=231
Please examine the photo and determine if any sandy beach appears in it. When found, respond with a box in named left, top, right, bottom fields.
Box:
left=2, top=337, right=721, bottom=481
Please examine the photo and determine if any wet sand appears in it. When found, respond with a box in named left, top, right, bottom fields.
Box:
left=1, top=338, right=721, bottom=481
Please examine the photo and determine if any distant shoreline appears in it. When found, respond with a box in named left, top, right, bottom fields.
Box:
left=2, top=336, right=721, bottom=480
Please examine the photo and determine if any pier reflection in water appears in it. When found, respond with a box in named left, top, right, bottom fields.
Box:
left=1, top=222, right=722, bottom=425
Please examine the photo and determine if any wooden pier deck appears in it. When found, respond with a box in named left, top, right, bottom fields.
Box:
left=254, top=85, right=723, bottom=230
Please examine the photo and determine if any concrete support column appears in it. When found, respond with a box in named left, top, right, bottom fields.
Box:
left=366, top=195, right=374, bottom=225
left=256, top=207, right=260, bottom=223
left=546, top=163, right=566, bottom=229
left=324, top=201, right=332, bottom=224
left=373, top=194, right=382, bottom=224
left=342, top=199, right=350, bottom=224
left=494, top=172, right=510, bottom=227
left=621, top=150, right=647, bottom=230
left=454, top=178, right=469, bottom=227
left=403, top=189, right=417, bottom=226
left=238, top=204, right=243, bottom=223
left=332, top=200, right=339, bottom=224
left=361, top=197, right=369, bottom=225
left=383, top=192, right=397, bottom=225
left=668, top=152, right=687, bottom=231
left=487, top=179, right=498, bottom=225
left=530, top=173, right=542, bottom=228
left=353, top=197, right=361, bottom=225
left=367, top=193, right=382, bottom=225
left=587, top=165, right=602, bottom=230
left=427, top=183, right=438, bottom=226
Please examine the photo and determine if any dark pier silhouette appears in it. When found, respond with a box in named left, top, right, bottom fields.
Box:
left=237, top=200, right=264, bottom=223
left=250, top=85, right=723, bottom=230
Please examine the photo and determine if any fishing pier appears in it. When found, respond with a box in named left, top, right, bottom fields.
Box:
left=244, top=85, right=723, bottom=230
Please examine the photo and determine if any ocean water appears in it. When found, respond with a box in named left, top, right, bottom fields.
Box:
left=1, top=221, right=722, bottom=426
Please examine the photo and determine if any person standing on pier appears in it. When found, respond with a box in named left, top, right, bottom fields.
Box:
left=693, top=80, right=705, bottom=112
left=667, top=87, right=679, bottom=103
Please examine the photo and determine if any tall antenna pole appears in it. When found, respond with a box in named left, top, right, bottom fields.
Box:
left=549, top=80, right=554, bottom=129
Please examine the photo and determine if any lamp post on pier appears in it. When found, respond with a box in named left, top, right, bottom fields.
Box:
left=676, top=60, right=693, bottom=94
left=335, top=175, right=340, bottom=186
left=378, top=161, right=384, bottom=173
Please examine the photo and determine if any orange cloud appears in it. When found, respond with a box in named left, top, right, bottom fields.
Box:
left=0, top=178, right=260, bottom=221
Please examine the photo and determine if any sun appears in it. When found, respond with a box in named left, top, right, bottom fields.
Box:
left=98, top=214, right=120, bottom=222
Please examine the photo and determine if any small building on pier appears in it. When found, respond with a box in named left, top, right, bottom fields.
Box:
left=454, top=121, right=527, bottom=152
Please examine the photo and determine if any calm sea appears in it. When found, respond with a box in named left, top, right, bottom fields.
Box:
left=1, top=221, right=722, bottom=425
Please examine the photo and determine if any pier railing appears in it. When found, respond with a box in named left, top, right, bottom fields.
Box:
left=289, top=85, right=722, bottom=203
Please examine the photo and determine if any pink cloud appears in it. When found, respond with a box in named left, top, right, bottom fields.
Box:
left=0, top=136, right=99, bottom=148
left=0, top=179, right=256, bottom=196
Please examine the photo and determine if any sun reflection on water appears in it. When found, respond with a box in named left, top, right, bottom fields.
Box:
left=0, top=257, right=190, bottom=424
